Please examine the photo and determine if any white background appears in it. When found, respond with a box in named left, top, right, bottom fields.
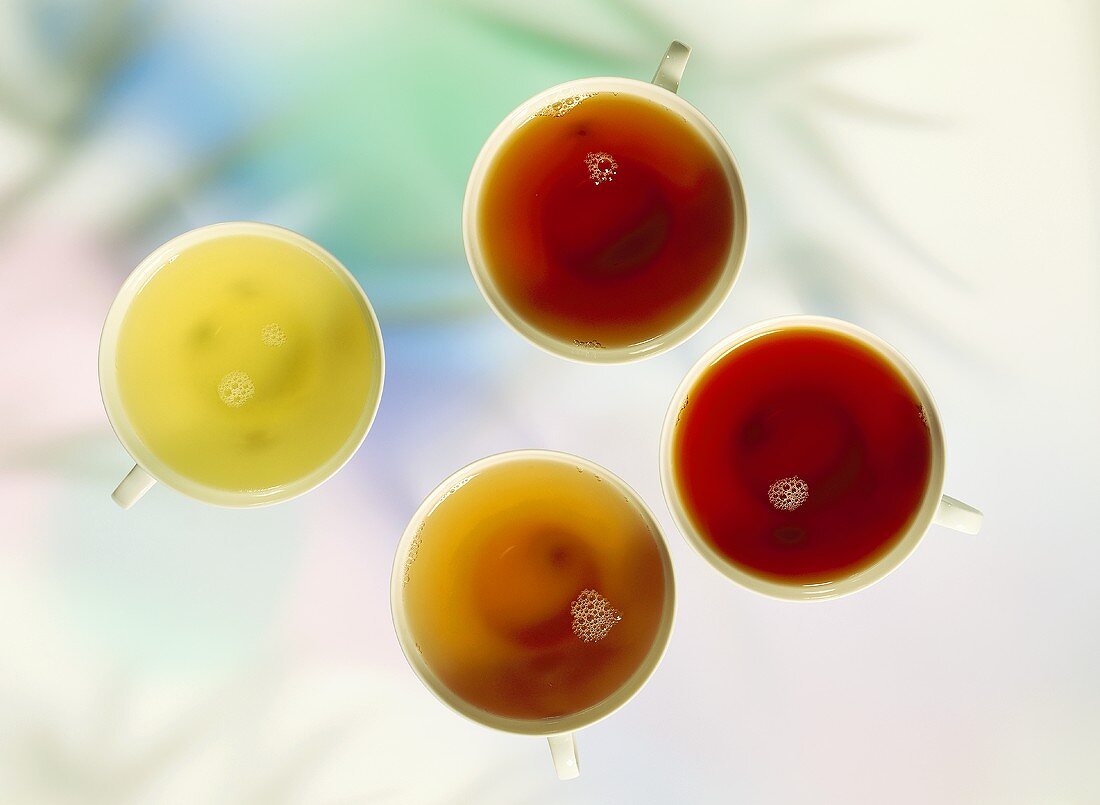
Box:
left=0, top=1, right=1097, bottom=802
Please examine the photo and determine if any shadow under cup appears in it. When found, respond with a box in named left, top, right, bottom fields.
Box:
left=463, top=77, right=749, bottom=363
left=390, top=450, right=675, bottom=778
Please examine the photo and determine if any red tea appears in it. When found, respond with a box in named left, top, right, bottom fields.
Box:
left=476, top=91, right=736, bottom=352
left=400, top=455, right=669, bottom=721
left=672, top=327, right=933, bottom=585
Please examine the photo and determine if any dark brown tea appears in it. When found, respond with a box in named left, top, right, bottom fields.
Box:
left=672, top=327, right=933, bottom=585
left=476, top=91, right=736, bottom=352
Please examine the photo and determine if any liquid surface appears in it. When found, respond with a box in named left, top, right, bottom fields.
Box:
left=673, top=328, right=933, bottom=585
left=115, top=232, right=380, bottom=493
left=477, top=91, right=735, bottom=352
left=402, top=456, right=668, bottom=721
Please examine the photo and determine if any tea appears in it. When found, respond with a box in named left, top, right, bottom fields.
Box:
left=476, top=91, right=735, bottom=352
left=400, top=454, right=668, bottom=721
left=115, top=232, right=381, bottom=494
left=672, top=327, right=933, bottom=585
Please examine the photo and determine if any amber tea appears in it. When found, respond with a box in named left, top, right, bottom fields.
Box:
left=397, top=452, right=671, bottom=722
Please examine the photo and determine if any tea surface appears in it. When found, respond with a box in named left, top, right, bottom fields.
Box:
left=477, top=91, right=735, bottom=353
left=115, top=233, right=380, bottom=494
left=673, top=328, right=933, bottom=585
left=401, top=455, right=668, bottom=721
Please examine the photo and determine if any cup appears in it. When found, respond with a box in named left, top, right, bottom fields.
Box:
left=99, top=221, right=385, bottom=509
left=660, top=315, right=983, bottom=601
left=463, top=41, right=749, bottom=363
left=390, top=450, right=675, bottom=779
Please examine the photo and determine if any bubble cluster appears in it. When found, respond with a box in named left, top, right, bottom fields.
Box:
left=570, top=588, right=622, bottom=643
left=584, top=151, right=618, bottom=185
left=676, top=396, right=690, bottom=425
left=768, top=475, right=809, bottom=511
left=261, top=322, right=287, bottom=346
left=402, top=525, right=424, bottom=587
left=572, top=339, right=605, bottom=350
left=218, top=370, right=255, bottom=407
left=535, top=92, right=594, bottom=118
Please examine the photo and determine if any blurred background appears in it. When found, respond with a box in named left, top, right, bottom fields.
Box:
left=0, top=0, right=1097, bottom=802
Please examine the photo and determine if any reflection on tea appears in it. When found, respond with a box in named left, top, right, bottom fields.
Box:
left=401, top=455, right=668, bottom=721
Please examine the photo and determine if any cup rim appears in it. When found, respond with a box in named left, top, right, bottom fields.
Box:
left=98, top=221, right=386, bottom=508
left=390, top=448, right=677, bottom=736
left=462, top=75, right=749, bottom=365
left=659, top=315, right=947, bottom=601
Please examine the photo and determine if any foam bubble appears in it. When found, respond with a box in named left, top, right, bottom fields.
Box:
left=676, top=395, right=690, bottom=425
left=768, top=475, right=809, bottom=511
left=218, top=370, right=255, bottom=407
left=402, top=524, right=424, bottom=587
left=535, top=92, right=594, bottom=118
left=570, top=588, right=621, bottom=643
left=260, top=322, right=287, bottom=346
left=584, top=151, right=618, bottom=185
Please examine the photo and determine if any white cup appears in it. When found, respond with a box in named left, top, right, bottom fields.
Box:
left=660, top=315, right=983, bottom=601
left=390, top=449, right=676, bottom=779
left=99, top=221, right=385, bottom=509
left=463, top=42, right=749, bottom=363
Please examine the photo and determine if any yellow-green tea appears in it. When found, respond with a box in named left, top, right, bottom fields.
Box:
left=115, top=232, right=380, bottom=494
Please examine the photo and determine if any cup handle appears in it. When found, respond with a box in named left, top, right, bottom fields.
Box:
left=652, top=40, right=691, bottom=94
left=547, top=733, right=580, bottom=780
left=112, top=464, right=155, bottom=509
left=934, top=494, right=982, bottom=534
